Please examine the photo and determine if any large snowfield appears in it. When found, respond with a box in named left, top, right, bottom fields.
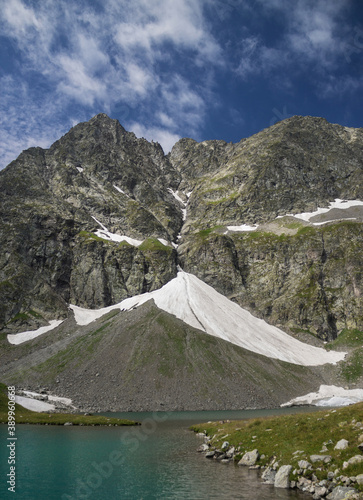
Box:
left=69, top=271, right=346, bottom=367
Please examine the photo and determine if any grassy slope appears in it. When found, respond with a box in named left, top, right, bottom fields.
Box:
left=192, top=402, right=363, bottom=489
left=0, top=383, right=138, bottom=426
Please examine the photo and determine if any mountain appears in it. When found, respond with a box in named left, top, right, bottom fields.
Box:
left=0, top=113, right=362, bottom=410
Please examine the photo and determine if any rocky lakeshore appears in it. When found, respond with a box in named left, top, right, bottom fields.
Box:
left=192, top=403, right=363, bottom=500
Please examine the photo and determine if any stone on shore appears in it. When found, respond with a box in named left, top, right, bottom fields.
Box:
left=274, top=465, right=292, bottom=489
left=261, top=467, right=276, bottom=484
left=238, top=449, right=260, bottom=466
left=326, top=486, right=356, bottom=499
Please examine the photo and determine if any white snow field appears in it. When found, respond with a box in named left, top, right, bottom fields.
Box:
left=70, top=271, right=346, bottom=367
left=278, top=198, right=363, bottom=224
left=15, top=395, right=56, bottom=412
left=92, top=215, right=172, bottom=247
left=281, top=385, right=363, bottom=407
left=227, top=198, right=363, bottom=232
left=7, top=320, right=63, bottom=345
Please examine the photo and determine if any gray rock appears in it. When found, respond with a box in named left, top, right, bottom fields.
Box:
left=343, top=455, right=363, bottom=469
left=326, top=486, right=356, bottom=500
left=298, top=459, right=312, bottom=469
left=221, top=441, right=229, bottom=450
left=274, top=465, right=292, bottom=489
left=310, top=454, right=332, bottom=463
left=314, top=485, right=328, bottom=497
left=334, top=439, right=349, bottom=450
left=261, top=467, right=276, bottom=484
left=205, top=451, right=215, bottom=458
left=197, top=443, right=209, bottom=452
left=297, top=477, right=312, bottom=491
left=238, top=449, right=260, bottom=466
left=356, top=474, right=363, bottom=485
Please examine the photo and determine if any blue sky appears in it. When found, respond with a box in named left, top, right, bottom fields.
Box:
left=0, top=0, right=362, bottom=169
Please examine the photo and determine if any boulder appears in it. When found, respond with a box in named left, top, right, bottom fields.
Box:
left=310, top=454, right=332, bottom=463
left=334, top=439, right=349, bottom=450
left=297, top=477, right=312, bottom=492
left=356, top=474, right=363, bottom=486
left=298, top=459, right=312, bottom=469
left=314, top=485, right=328, bottom=497
left=274, top=465, right=292, bottom=489
left=221, top=441, right=229, bottom=450
left=261, top=467, right=276, bottom=484
left=343, top=455, right=363, bottom=469
left=326, top=486, right=356, bottom=500
left=238, top=449, right=259, bottom=466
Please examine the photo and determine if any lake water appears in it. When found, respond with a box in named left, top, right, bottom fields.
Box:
left=0, top=407, right=317, bottom=499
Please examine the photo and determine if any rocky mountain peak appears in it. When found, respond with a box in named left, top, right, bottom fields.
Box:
left=1, top=114, right=363, bottom=343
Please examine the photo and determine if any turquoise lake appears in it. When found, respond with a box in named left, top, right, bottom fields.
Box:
left=1, top=407, right=318, bottom=499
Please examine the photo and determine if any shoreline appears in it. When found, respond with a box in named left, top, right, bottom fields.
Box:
left=191, top=402, right=363, bottom=500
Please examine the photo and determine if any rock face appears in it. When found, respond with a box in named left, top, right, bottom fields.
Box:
left=1, top=114, right=363, bottom=343
left=0, top=114, right=181, bottom=332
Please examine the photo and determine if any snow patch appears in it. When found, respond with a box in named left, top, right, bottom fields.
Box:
left=92, top=216, right=143, bottom=246
left=226, top=199, right=363, bottom=233
left=22, top=391, right=73, bottom=406
left=113, top=185, right=128, bottom=196
left=168, top=188, right=187, bottom=206
left=277, top=199, right=363, bottom=225
left=15, top=395, right=55, bottom=412
left=7, top=320, right=63, bottom=345
left=227, top=224, right=258, bottom=232
left=281, top=385, right=363, bottom=407
left=69, top=271, right=346, bottom=367
left=157, top=238, right=170, bottom=247
left=168, top=188, right=187, bottom=220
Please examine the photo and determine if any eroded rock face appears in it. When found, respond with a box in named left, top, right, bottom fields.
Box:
left=0, top=114, right=181, bottom=332
left=1, top=114, right=363, bottom=341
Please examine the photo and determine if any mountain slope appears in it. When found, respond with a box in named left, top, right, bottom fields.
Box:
left=69, top=271, right=345, bottom=366
left=0, top=300, right=334, bottom=412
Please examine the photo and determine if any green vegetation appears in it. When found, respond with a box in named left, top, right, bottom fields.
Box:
left=340, top=348, right=363, bottom=383
left=328, top=329, right=363, bottom=349
left=139, top=237, right=171, bottom=252
left=191, top=402, right=363, bottom=488
left=326, top=329, right=363, bottom=383
left=78, top=230, right=107, bottom=242
left=0, top=383, right=138, bottom=426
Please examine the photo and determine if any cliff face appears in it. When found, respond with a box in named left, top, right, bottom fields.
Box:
left=0, top=114, right=181, bottom=332
left=1, top=114, right=363, bottom=341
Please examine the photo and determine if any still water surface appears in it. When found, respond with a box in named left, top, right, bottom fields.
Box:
left=0, top=407, right=317, bottom=499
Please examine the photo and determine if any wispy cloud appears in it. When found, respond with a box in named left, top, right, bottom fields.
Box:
left=0, top=0, right=221, bottom=166
left=0, top=0, right=361, bottom=168
left=235, top=0, right=357, bottom=82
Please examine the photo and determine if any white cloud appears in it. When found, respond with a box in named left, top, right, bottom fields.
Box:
left=0, top=0, right=222, bottom=168
left=128, top=122, right=181, bottom=153
left=235, top=0, right=353, bottom=81
left=2, top=0, right=40, bottom=34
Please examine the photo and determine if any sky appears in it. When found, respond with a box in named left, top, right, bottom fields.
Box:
left=0, top=0, right=362, bottom=169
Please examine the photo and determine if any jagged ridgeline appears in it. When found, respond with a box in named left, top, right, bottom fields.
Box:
left=1, top=113, right=363, bottom=341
